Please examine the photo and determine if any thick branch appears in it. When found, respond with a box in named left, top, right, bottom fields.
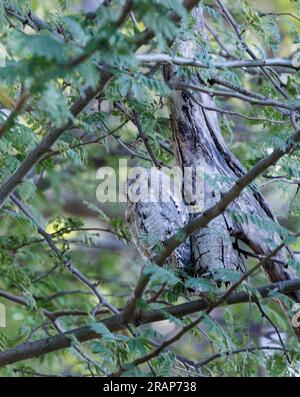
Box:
left=136, top=54, right=299, bottom=70
left=0, top=278, right=299, bottom=367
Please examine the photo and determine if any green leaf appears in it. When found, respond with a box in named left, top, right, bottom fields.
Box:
left=143, top=264, right=181, bottom=286
left=89, top=322, right=117, bottom=341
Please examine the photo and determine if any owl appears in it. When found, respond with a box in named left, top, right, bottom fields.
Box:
left=125, top=167, right=192, bottom=270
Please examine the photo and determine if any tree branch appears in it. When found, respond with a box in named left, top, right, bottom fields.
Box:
left=136, top=54, right=299, bottom=70
left=195, top=346, right=291, bottom=369
left=0, top=89, right=29, bottom=140
left=0, top=278, right=299, bottom=367
left=173, top=82, right=295, bottom=111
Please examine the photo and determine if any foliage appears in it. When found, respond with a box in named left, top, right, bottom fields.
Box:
left=0, top=0, right=300, bottom=378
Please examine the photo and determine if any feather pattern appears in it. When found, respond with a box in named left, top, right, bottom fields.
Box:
left=125, top=168, right=191, bottom=269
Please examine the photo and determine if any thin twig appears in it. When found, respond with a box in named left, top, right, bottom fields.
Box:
left=196, top=346, right=292, bottom=369
left=0, top=89, right=29, bottom=140
left=10, top=194, right=119, bottom=316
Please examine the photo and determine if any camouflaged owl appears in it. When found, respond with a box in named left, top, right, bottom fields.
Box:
left=125, top=167, right=192, bottom=270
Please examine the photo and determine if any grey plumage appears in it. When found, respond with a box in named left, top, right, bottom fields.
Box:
left=125, top=168, right=191, bottom=270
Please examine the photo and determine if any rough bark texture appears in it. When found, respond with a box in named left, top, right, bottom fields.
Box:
left=164, top=8, right=300, bottom=338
